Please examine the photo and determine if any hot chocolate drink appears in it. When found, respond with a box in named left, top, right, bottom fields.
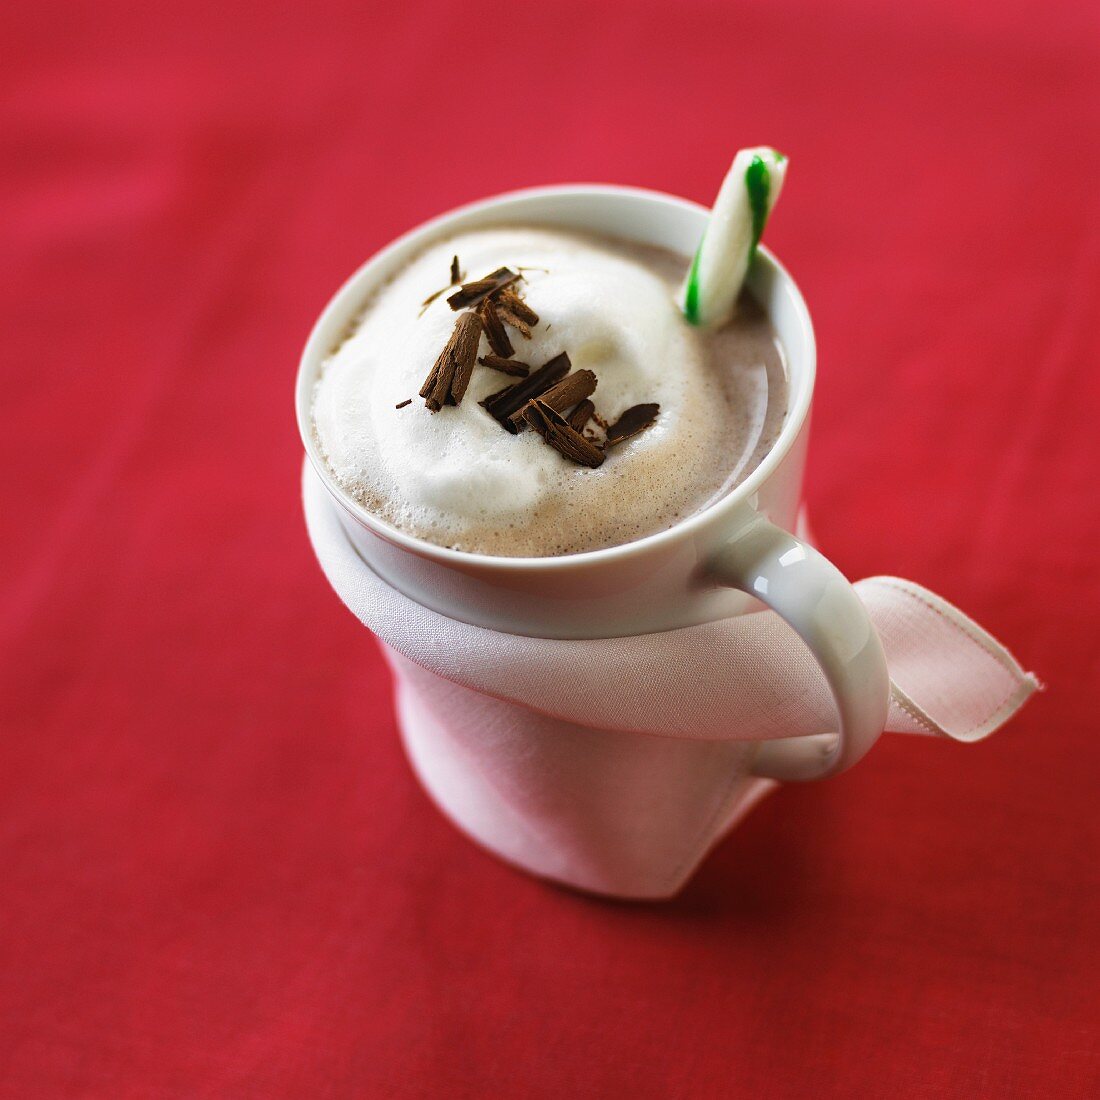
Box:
left=311, top=226, right=787, bottom=557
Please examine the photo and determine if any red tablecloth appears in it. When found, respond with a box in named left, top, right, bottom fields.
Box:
left=3, top=1, right=1098, bottom=1095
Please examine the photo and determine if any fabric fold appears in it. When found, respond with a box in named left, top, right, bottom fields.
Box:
left=304, top=465, right=1037, bottom=745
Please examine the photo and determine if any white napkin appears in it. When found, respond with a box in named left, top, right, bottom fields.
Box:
left=304, top=465, right=1038, bottom=898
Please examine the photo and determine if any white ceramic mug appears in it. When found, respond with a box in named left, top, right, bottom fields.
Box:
left=297, top=186, right=889, bottom=782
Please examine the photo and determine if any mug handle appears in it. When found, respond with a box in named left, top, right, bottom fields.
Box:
left=707, top=513, right=890, bottom=781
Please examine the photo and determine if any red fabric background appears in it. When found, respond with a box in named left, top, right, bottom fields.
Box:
left=2, top=1, right=1098, bottom=1095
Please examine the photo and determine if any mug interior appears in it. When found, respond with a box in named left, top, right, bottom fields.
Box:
left=296, top=185, right=815, bottom=568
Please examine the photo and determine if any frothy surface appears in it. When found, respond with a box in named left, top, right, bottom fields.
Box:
left=312, top=227, right=787, bottom=556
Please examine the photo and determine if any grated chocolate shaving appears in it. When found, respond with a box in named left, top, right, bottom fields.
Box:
left=479, top=355, right=530, bottom=376
left=495, top=288, right=539, bottom=327
left=420, top=312, right=483, bottom=410
left=604, top=403, right=660, bottom=446
left=493, top=290, right=536, bottom=338
left=418, top=287, right=446, bottom=315
left=450, top=255, right=462, bottom=285
left=395, top=398, right=412, bottom=409
left=418, top=344, right=452, bottom=407
left=478, top=298, right=514, bottom=358
left=495, top=307, right=531, bottom=338
left=447, top=267, right=520, bottom=310
left=507, top=368, right=597, bottom=432
left=524, top=399, right=605, bottom=468
left=447, top=312, right=484, bottom=405
left=480, top=352, right=571, bottom=433
left=567, top=399, right=594, bottom=432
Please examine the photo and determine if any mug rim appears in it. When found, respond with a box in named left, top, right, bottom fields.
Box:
left=296, top=183, right=816, bottom=572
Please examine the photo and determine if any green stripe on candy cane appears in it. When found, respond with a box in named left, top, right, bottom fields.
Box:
left=683, top=243, right=703, bottom=325
left=745, top=154, right=771, bottom=255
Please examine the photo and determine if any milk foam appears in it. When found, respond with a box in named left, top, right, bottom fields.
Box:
left=312, top=227, right=786, bottom=556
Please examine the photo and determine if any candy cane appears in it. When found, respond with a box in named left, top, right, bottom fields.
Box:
left=680, top=147, right=788, bottom=329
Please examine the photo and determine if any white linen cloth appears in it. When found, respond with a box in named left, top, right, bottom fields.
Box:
left=304, top=465, right=1038, bottom=899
